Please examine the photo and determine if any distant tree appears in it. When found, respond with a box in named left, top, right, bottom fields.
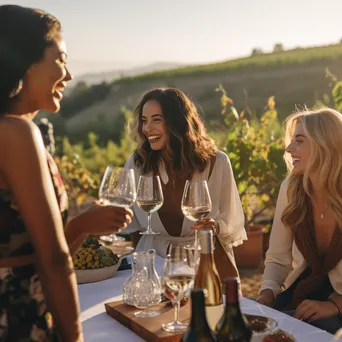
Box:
left=59, top=81, right=111, bottom=119
left=273, top=43, right=285, bottom=53
left=340, top=38, right=342, bottom=44
left=70, top=81, right=88, bottom=97
left=251, top=48, right=263, bottom=56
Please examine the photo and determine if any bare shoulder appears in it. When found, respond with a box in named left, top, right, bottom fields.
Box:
left=0, top=116, right=42, bottom=143
left=0, top=116, right=44, bottom=157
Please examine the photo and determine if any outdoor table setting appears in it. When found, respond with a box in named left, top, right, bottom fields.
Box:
left=78, top=254, right=335, bottom=342
left=75, top=167, right=338, bottom=342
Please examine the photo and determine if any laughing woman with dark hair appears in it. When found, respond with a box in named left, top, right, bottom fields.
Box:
left=0, top=5, right=132, bottom=341
left=123, top=87, right=247, bottom=281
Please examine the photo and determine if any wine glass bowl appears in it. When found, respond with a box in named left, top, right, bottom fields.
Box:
left=181, top=180, right=212, bottom=248
left=99, top=167, right=136, bottom=207
left=136, top=175, right=164, bottom=235
left=98, top=167, right=136, bottom=242
left=332, top=328, right=342, bottom=341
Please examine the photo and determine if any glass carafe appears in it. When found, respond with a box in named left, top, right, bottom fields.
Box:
left=135, top=249, right=161, bottom=305
left=122, top=249, right=161, bottom=306
left=132, top=266, right=160, bottom=317
left=122, top=261, right=138, bottom=306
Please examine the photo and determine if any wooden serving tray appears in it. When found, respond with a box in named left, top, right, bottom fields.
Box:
left=105, top=300, right=191, bottom=342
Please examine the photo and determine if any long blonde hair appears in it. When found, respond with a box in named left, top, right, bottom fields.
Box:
left=282, top=108, right=342, bottom=231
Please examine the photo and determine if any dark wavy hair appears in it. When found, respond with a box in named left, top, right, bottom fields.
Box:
left=133, top=87, right=217, bottom=177
left=0, top=5, right=61, bottom=114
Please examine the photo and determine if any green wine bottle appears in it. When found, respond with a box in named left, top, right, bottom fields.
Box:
left=216, top=277, right=252, bottom=342
left=181, top=289, right=217, bottom=342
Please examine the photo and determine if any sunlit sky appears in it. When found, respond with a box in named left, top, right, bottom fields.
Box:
left=2, top=0, right=342, bottom=75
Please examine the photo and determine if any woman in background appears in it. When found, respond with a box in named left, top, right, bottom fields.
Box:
left=123, top=87, right=247, bottom=280
left=257, top=108, right=342, bottom=334
left=0, top=5, right=132, bottom=341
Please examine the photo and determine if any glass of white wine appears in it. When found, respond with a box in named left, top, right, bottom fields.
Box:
left=136, top=175, right=164, bottom=235
left=99, top=167, right=136, bottom=243
left=161, top=245, right=195, bottom=332
left=332, top=328, right=342, bottom=341
left=181, top=180, right=212, bottom=249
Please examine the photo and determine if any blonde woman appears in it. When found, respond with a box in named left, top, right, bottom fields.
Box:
left=257, top=108, right=342, bottom=333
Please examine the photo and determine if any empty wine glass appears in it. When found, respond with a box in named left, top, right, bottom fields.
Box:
left=181, top=180, right=212, bottom=249
left=99, top=167, right=136, bottom=243
left=161, top=245, right=196, bottom=332
left=332, top=328, right=342, bottom=341
left=136, top=175, right=164, bottom=235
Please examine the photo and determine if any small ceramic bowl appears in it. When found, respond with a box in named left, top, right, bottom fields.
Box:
left=244, top=314, right=279, bottom=342
left=261, top=330, right=296, bottom=342
left=75, top=259, right=122, bottom=284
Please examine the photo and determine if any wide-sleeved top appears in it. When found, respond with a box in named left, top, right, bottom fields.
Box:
left=260, top=179, right=342, bottom=297
left=123, top=150, right=247, bottom=272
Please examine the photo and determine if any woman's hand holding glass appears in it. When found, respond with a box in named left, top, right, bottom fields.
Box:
left=191, top=217, right=217, bottom=232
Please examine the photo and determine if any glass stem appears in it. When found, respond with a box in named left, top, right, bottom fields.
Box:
left=147, top=213, right=152, bottom=233
left=174, top=301, right=180, bottom=323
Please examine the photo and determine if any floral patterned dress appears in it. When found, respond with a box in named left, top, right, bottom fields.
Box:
left=0, top=152, right=69, bottom=342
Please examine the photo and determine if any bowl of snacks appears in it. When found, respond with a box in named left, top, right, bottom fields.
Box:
left=244, top=314, right=279, bottom=342
left=73, top=237, right=122, bottom=284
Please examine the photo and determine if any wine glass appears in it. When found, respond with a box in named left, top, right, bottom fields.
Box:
left=332, top=328, right=342, bottom=341
left=99, top=167, right=136, bottom=243
left=181, top=180, right=212, bottom=249
left=161, top=244, right=196, bottom=332
left=136, top=175, right=164, bottom=235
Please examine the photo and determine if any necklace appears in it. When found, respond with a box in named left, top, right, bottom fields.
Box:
left=313, top=199, right=328, bottom=219
left=319, top=204, right=328, bottom=219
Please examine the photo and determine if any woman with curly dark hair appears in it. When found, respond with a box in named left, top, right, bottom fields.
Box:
left=124, top=87, right=247, bottom=280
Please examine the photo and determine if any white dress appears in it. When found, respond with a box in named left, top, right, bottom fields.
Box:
left=123, top=150, right=247, bottom=273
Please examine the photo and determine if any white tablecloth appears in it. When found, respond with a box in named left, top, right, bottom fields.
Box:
left=78, top=256, right=334, bottom=342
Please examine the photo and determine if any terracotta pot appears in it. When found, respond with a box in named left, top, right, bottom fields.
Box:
left=234, top=225, right=264, bottom=269
left=263, top=230, right=271, bottom=256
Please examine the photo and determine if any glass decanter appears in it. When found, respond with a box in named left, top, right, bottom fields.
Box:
left=135, top=249, right=161, bottom=305
left=122, top=249, right=161, bottom=307
left=132, top=266, right=161, bottom=318
left=122, top=261, right=138, bottom=306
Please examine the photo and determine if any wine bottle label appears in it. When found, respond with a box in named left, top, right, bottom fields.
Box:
left=205, top=304, right=224, bottom=331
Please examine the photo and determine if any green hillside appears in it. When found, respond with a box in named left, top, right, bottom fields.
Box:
left=116, top=44, right=342, bottom=82
left=57, top=44, right=342, bottom=144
